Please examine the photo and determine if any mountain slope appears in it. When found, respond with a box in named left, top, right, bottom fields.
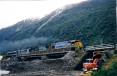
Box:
left=0, top=0, right=116, bottom=52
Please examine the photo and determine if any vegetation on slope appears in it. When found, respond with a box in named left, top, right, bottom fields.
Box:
left=0, top=0, right=116, bottom=52
left=92, top=55, right=117, bottom=76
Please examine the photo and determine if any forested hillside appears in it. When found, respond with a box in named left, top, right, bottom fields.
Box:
left=0, top=0, right=116, bottom=52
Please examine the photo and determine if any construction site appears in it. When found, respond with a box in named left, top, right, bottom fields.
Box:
left=0, top=40, right=117, bottom=76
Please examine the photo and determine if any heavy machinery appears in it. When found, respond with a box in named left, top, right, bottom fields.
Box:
left=83, top=58, right=98, bottom=72
left=83, top=53, right=102, bottom=72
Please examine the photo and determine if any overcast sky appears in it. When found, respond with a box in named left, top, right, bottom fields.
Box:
left=0, top=0, right=87, bottom=29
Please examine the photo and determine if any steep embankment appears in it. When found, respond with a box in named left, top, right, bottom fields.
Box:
left=92, top=55, right=117, bottom=76
left=0, top=0, right=116, bottom=52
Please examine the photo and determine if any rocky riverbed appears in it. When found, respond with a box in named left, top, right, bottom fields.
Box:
left=2, top=71, right=83, bottom=76
left=1, top=51, right=81, bottom=76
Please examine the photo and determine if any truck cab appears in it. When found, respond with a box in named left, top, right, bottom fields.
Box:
left=83, top=58, right=98, bottom=72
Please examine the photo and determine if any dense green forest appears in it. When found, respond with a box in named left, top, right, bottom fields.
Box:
left=0, top=0, right=116, bottom=52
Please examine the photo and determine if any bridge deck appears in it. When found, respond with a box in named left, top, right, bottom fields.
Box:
left=18, top=48, right=71, bottom=57
left=7, top=44, right=117, bottom=57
